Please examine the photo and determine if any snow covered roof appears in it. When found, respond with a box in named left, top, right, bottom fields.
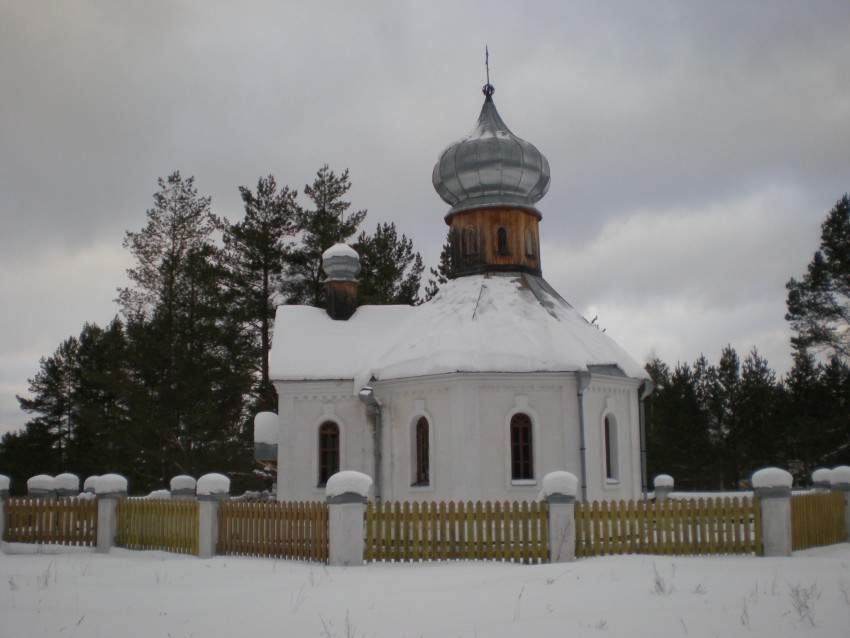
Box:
left=270, top=272, right=648, bottom=393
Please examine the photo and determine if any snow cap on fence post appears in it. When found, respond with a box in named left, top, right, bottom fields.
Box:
left=94, top=474, right=128, bottom=554
left=653, top=474, right=674, bottom=501
left=0, top=474, right=8, bottom=542
left=27, top=474, right=55, bottom=497
left=254, top=411, right=279, bottom=462
left=170, top=475, right=197, bottom=500
left=95, top=474, right=128, bottom=497
left=197, top=473, right=230, bottom=559
left=83, top=476, right=99, bottom=494
left=326, top=471, right=371, bottom=567
left=811, top=468, right=833, bottom=492
left=54, top=473, right=80, bottom=497
left=542, top=471, right=578, bottom=563
left=831, top=465, right=850, bottom=490
left=830, top=465, right=850, bottom=542
left=197, top=473, right=230, bottom=500
left=751, top=467, right=792, bottom=557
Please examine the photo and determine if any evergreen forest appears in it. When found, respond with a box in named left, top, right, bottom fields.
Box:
left=1, top=179, right=848, bottom=495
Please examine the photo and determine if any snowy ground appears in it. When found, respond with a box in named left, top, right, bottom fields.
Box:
left=2, top=543, right=849, bottom=637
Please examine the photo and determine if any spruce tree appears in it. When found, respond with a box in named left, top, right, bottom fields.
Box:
left=736, top=348, right=783, bottom=476
left=644, top=359, right=716, bottom=489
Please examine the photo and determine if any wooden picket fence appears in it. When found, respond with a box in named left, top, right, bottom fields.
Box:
left=364, top=500, right=548, bottom=564
left=791, top=491, right=845, bottom=551
left=575, top=496, right=760, bottom=557
left=217, top=500, right=329, bottom=562
left=115, top=498, right=199, bottom=555
left=3, top=497, right=98, bottom=546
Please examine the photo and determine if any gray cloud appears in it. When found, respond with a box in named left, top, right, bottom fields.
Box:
left=2, top=1, right=849, bottom=434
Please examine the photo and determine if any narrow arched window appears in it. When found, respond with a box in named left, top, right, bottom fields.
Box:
left=604, top=415, right=619, bottom=481
left=462, top=227, right=477, bottom=256
left=497, top=227, right=509, bottom=255
left=414, top=417, right=429, bottom=485
left=525, top=228, right=536, bottom=257
left=510, top=413, right=533, bottom=480
left=318, top=421, right=339, bottom=487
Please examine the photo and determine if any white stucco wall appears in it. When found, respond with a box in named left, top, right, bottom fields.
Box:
left=273, top=372, right=643, bottom=503
left=275, top=380, right=372, bottom=501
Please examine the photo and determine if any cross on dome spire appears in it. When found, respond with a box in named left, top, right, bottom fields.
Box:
left=483, top=46, right=494, bottom=99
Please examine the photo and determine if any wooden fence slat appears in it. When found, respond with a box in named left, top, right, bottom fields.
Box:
left=14, top=491, right=840, bottom=565
left=792, top=491, right=845, bottom=552
left=3, top=497, right=97, bottom=547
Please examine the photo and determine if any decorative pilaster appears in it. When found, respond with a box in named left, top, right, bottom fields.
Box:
left=752, top=467, right=793, bottom=557
left=95, top=474, right=128, bottom=553
left=830, top=466, right=850, bottom=542
left=654, top=474, right=674, bottom=502
left=197, top=473, right=230, bottom=559
left=326, top=471, right=372, bottom=566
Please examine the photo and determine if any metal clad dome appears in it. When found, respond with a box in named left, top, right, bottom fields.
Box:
left=433, top=85, right=550, bottom=215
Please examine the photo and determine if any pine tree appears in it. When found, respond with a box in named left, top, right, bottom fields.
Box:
left=222, top=175, right=299, bottom=411
left=786, top=194, right=850, bottom=360
left=0, top=425, right=58, bottom=495
left=423, top=233, right=454, bottom=302
left=65, top=319, right=134, bottom=478
left=11, top=320, right=134, bottom=483
left=354, top=222, right=424, bottom=305
left=118, top=172, right=220, bottom=320
left=117, top=173, right=254, bottom=490
left=16, top=335, right=80, bottom=468
left=285, top=166, right=367, bottom=307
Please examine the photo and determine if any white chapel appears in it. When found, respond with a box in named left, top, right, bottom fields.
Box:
left=259, top=81, right=652, bottom=503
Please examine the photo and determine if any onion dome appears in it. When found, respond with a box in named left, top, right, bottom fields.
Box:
left=432, top=84, right=551, bottom=216
left=322, top=242, right=360, bottom=281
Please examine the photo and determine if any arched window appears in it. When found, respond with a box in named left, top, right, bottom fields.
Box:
left=462, top=227, right=477, bottom=256
left=604, top=415, right=619, bottom=481
left=318, top=421, right=339, bottom=487
left=524, top=228, right=536, bottom=257
left=497, top=227, right=509, bottom=255
left=414, top=417, right=429, bottom=486
left=510, top=413, right=534, bottom=480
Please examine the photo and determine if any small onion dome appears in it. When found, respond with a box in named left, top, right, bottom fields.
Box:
left=432, top=84, right=550, bottom=216
left=322, top=242, right=360, bottom=281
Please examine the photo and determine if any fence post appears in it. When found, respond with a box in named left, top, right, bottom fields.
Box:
left=95, top=474, right=128, bottom=553
left=0, top=474, right=9, bottom=543
left=542, top=471, right=578, bottom=563
left=752, top=467, right=792, bottom=557
left=830, top=466, right=850, bottom=542
left=654, top=474, right=674, bottom=501
left=326, top=471, right=372, bottom=567
left=197, top=473, right=230, bottom=559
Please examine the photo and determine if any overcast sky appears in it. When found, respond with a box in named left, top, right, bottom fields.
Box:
left=2, top=1, right=849, bottom=437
